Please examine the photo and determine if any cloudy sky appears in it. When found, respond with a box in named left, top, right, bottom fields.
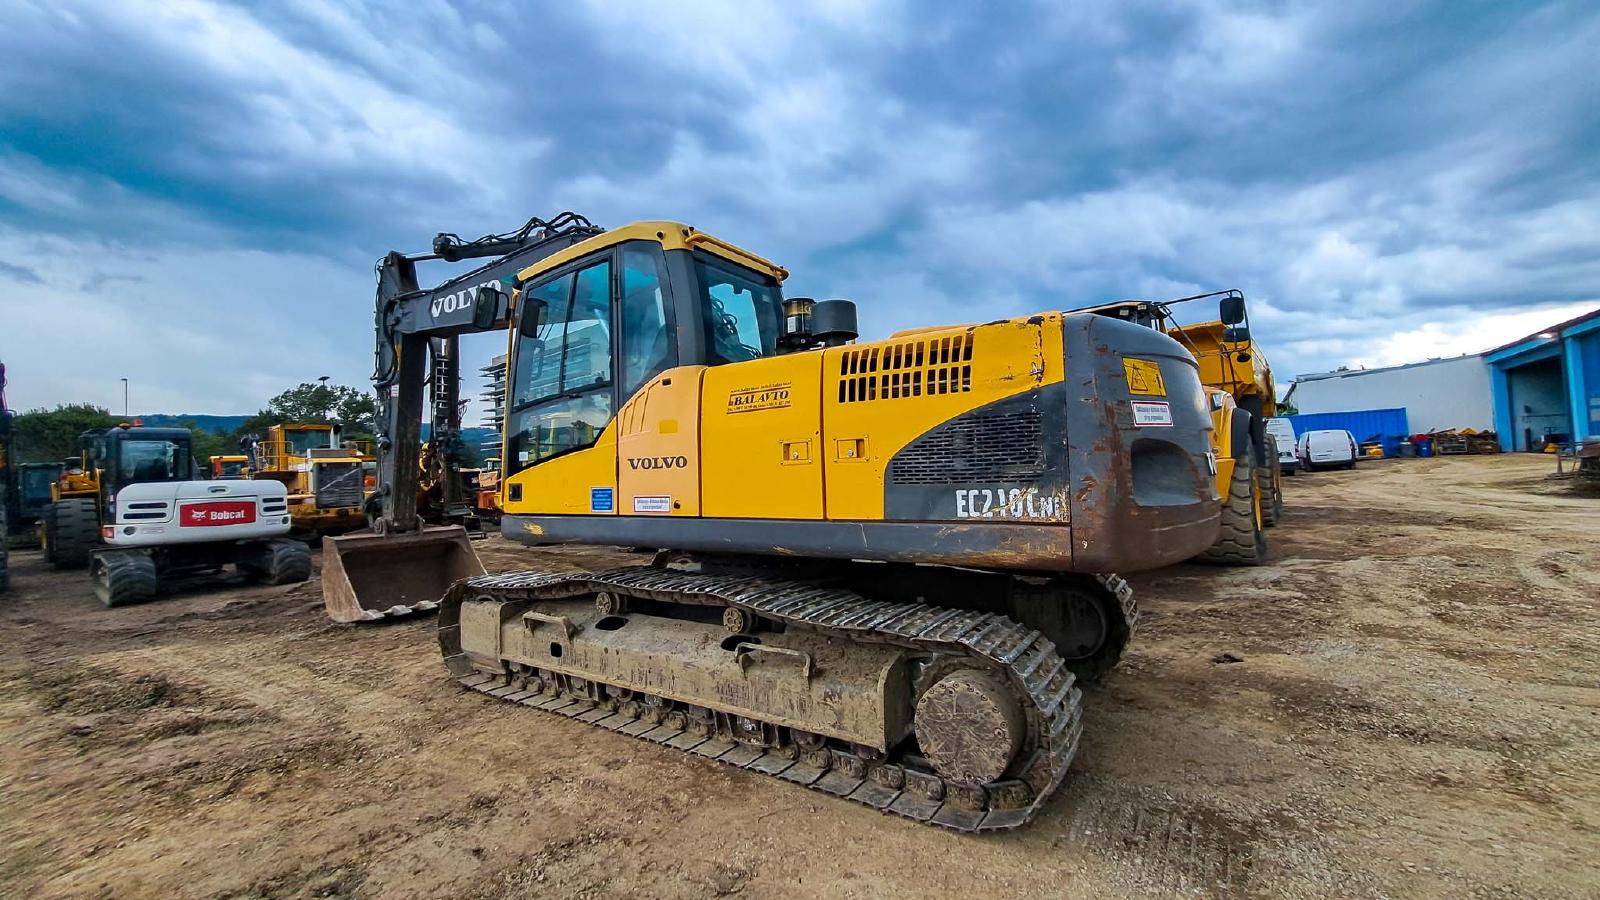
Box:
left=1, top=0, right=1596, bottom=417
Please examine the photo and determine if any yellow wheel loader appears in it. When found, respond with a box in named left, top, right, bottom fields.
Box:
left=250, top=424, right=369, bottom=537
left=1073, top=291, right=1280, bottom=564
left=322, top=213, right=1222, bottom=831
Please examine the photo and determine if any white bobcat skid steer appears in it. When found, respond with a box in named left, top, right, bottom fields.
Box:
left=91, top=479, right=311, bottom=606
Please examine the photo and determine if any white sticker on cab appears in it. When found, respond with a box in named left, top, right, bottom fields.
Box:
left=1131, top=400, right=1173, bottom=427
left=633, top=495, right=672, bottom=513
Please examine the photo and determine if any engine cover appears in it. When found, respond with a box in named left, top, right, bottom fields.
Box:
left=105, top=480, right=293, bottom=546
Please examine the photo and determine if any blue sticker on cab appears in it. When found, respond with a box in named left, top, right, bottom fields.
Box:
left=590, top=487, right=614, bottom=512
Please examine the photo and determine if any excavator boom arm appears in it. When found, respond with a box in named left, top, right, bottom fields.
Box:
left=369, top=214, right=603, bottom=533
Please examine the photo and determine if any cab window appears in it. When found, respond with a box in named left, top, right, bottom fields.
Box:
left=286, top=430, right=329, bottom=453
left=620, top=244, right=675, bottom=396
left=694, top=256, right=781, bottom=364
left=506, top=258, right=614, bottom=474
left=119, top=439, right=189, bottom=483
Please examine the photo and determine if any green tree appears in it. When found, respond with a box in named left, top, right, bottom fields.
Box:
left=12, top=404, right=120, bottom=463
left=233, top=382, right=378, bottom=441
left=180, top=421, right=229, bottom=471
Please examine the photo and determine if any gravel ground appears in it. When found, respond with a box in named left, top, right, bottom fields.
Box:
left=1, top=453, right=1595, bottom=898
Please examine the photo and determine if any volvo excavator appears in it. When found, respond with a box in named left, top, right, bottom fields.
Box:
left=322, top=213, right=1222, bottom=831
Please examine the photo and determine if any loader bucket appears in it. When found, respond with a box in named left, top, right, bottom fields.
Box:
left=321, top=526, right=485, bottom=623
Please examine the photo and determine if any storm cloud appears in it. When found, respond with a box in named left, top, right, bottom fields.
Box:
left=1, top=0, right=1595, bottom=413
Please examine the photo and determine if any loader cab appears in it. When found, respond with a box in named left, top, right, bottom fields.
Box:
left=504, top=226, right=796, bottom=476
left=285, top=426, right=336, bottom=455
left=83, top=426, right=194, bottom=492
left=211, top=455, right=250, bottom=479
left=17, top=462, right=63, bottom=517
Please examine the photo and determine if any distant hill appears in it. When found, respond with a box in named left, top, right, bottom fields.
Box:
left=135, top=414, right=250, bottom=433
left=130, top=417, right=500, bottom=449
left=421, top=425, right=500, bottom=446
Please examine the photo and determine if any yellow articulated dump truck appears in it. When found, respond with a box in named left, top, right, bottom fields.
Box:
left=322, top=213, right=1223, bottom=831
left=1073, top=292, right=1280, bottom=565
left=250, top=424, right=369, bottom=537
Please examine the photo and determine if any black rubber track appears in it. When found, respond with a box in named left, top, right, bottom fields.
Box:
left=48, top=499, right=100, bottom=570
left=94, top=550, right=158, bottom=607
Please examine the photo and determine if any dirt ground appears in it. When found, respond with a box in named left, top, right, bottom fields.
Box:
left=1, top=454, right=1596, bottom=899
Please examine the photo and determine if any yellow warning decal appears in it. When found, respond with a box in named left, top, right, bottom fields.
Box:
left=1122, top=358, right=1167, bottom=396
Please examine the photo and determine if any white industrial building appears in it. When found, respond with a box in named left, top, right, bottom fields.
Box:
left=1288, top=354, right=1493, bottom=434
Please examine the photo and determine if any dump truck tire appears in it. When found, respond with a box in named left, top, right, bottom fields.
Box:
left=40, top=505, right=57, bottom=564
left=263, top=538, right=312, bottom=585
left=1260, top=436, right=1283, bottom=528
left=93, top=550, right=158, bottom=607
left=1200, top=443, right=1266, bottom=566
left=48, top=499, right=99, bottom=570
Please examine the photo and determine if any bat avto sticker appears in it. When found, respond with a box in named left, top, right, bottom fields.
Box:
left=728, top=382, right=792, bottom=414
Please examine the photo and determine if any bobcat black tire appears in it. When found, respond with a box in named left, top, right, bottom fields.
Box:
left=263, top=538, right=312, bottom=585
left=48, top=499, right=99, bottom=570
left=93, top=551, right=158, bottom=608
left=1199, top=443, right=1266, bottom=566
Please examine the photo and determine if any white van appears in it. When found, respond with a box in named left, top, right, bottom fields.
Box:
left=1264, top=418, right=1298, bottom=474
left=1295, top=429, right=1358, bottom=471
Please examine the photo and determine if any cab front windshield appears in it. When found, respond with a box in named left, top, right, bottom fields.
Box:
left=286, top=429, right=333, bottom=454
left=119, top=439, right=190, bottom=484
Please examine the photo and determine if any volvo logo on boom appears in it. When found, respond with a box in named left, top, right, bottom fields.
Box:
left=430, top=280, right=501, bottom=318
left=627, top=456, right=689, bottom=470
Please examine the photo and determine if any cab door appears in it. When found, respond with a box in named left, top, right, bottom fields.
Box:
left=500, top=256, right=619, bottom=515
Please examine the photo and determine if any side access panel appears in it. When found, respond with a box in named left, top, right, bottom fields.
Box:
left=616, top=367, right=705, bottom=517
left=503, top=429, right=618, bottom=516
left=700, top=354, right=824, bottom=519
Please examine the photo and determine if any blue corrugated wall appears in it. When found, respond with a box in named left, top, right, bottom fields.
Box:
left=1286, top=407, right=1410, bottom=456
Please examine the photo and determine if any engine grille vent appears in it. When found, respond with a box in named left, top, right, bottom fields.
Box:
left=838, top=332, right=973, bottom=403
left=888, top=410, right=1046, bottom=484
left=313, top=461, right=364, bottom=509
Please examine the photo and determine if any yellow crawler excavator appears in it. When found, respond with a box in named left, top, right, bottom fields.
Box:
left=323, top=213, right=1222, bottom=831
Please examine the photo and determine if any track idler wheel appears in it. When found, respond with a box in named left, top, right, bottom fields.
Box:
left=913, top=669, right=1024, bottom=785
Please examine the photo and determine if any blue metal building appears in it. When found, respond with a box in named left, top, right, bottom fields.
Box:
left=1486, top=308, right=1600, bottom=451
left=1287, top=408, right=1410, bottom=456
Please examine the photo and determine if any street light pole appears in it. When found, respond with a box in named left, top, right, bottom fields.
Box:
left=120, top=378, right=128, bottom=418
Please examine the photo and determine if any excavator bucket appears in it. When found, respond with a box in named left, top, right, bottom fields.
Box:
left=321, top=526, right=484, bottom=623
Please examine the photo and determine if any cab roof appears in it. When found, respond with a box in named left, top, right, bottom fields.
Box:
left=516, top=221, right=788, bottom=285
